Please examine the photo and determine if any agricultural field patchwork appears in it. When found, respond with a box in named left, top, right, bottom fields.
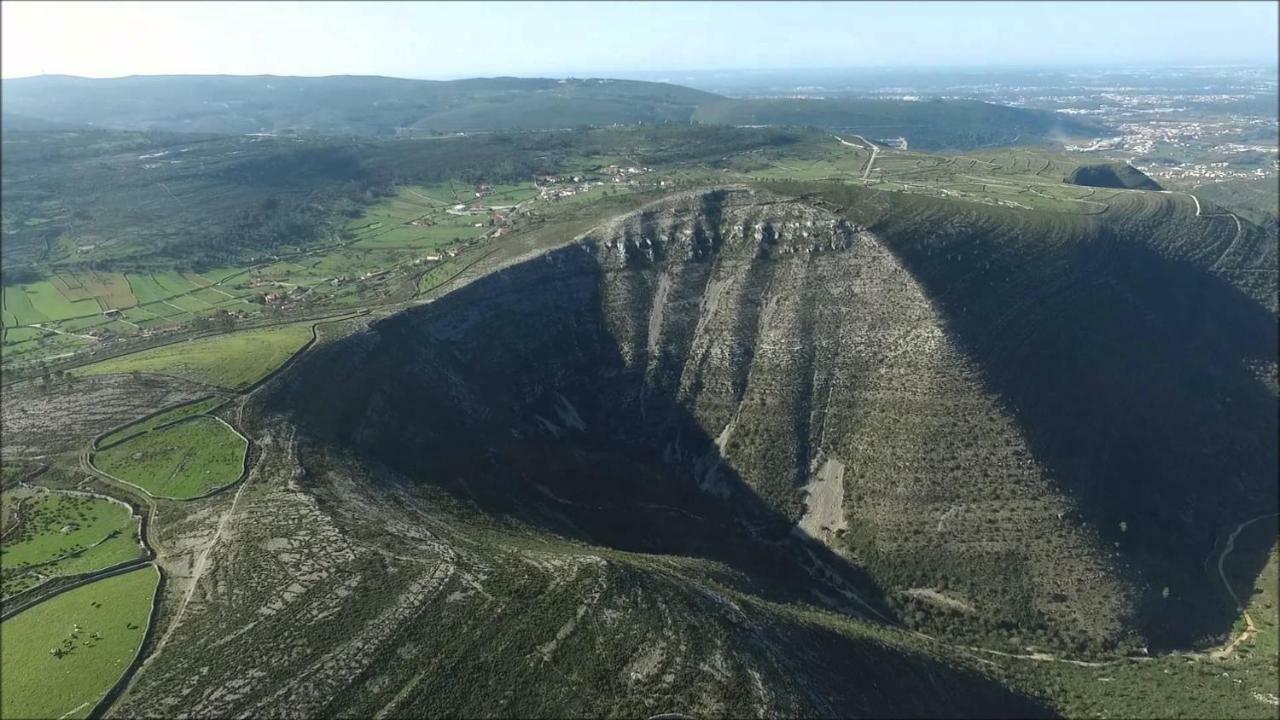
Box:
left=0, top=565, right=159, bottom=720
left=92, top=415, right=247, bottom=499
left=0, top=490, right=143, bottom=598
left=74, top=321, right=314, bottom=390
left=49, top=271, right=137, bottom=310
left=343, top=183, right=519, bottom=252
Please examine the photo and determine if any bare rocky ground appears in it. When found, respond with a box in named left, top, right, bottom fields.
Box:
left=110, top=411, right=1044, bottom=718
left=1, top=374, right=208, bottom=461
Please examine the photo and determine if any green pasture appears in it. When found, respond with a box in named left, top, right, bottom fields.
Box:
left=0, top=565, right=159, bottom=720
left=2, top=326, right=48, bottom=344
left=94, top=416, right=247, bottom=499
left=97, top=396, right=227, bottom=449
left=0, top=491, right=142, bottom=598
left=74, top=321, right=314, bottom=390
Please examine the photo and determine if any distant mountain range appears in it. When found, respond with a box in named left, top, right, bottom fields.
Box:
left=0, top=74, right=1103, bottom=150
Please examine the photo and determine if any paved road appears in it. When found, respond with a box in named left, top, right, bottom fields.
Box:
left=833, top=135, right=879, bottom=180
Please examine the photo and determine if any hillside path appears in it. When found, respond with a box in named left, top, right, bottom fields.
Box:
left=1212, top=512, right=1278, bottom=659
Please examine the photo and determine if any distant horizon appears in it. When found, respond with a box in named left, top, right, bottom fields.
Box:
left=3, top=1, right=1277, bottom=80
left=5, top=60, right=1278, bottom=85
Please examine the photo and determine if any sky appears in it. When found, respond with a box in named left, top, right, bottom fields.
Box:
left=2, top=1, right=1276, bottom=80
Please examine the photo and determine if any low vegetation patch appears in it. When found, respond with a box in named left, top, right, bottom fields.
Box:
left=998, top=546, right=1278, bottom=718
left=93, top=416, right=247, bottom=499
left=0, top=564, right=159, bottom=720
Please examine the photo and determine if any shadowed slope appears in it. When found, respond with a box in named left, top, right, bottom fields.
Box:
left=784, top=181, right=1278, bottom=650
left=254, top=189, right=1055, bottom=717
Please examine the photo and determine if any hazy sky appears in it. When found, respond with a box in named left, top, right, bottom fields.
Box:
left=2, top=1, right=1276, bottom=79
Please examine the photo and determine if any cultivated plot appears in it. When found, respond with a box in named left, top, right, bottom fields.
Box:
left=96, top=396, right=228, bottom=449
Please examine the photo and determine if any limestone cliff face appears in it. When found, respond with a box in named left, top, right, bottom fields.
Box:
left=270, top=188, right=1134, bottom=650
left=269, top=185, right=1278, bottom=654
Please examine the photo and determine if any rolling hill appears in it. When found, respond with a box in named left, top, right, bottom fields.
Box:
left=261, top=185, right=1275, bottom=662
left=0, top=74, right=1103, bottom=149
left=1066, top=162, right=1163, bottom=191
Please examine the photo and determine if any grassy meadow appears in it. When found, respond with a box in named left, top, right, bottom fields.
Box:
left=1, top=565, right=159, bottom=720
left=74, top=322, right=314, bottom=390
left=93, top=416, right=247, bottom=499
left=96, top=396, right=228, bottom=449
left=0, top=491, right=143, bottom=598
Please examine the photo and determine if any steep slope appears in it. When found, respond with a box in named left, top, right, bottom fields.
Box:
left=776, top=182, right=1277, bottom=649
left=99, top=183, right=1277, bottom=717
left=106, top=200, right=1057, bottom=716
left=264, top=185, right=1276, bottom=658
left=1066, top=162, right=1163, bottom=190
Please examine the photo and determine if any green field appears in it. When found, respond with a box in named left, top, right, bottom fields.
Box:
left=3, top=286, right=40, bottom=325
left=163, top=293, right=214, bottom=313
left=148, top=271, right=198, bottom=296
left=74, top=321, right=314, bottom=389
left=96, top=396, right=228, bottom=449
left=93, top=416, right=247, bottom=499
left=124, top=273, right=174, bottom=304
left=0, top=565, right=159, bottom=720
left=2, top=326, right=48, bottom=344
left=135, top=300, right=188, bottom=319
left=0, top=491, right=143, bottom=598
left=0, top=332, right=91, bottom=365
left=28, top=279, right=110, bottom=319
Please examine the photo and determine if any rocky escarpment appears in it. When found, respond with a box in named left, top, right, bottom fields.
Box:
left=267, top=187, right=1148, bottom=655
